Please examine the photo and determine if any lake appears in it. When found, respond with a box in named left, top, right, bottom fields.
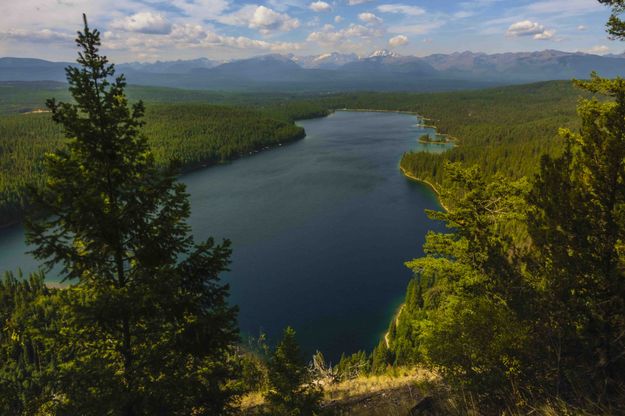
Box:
left=0, top=111, right=448, bottom=362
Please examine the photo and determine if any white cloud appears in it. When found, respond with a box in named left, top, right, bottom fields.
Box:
left=358, top=12, right=383, bottom=24
left=307, top=23, right=383, bottom=45
left=533, top=29, right=555, bottom=40
left=377, top=4, right=426, bottom=17
left=307, top=16, right=321, bottom=27
left=110, top=12, right=172, bottom=35
left=577, top=25, right=587, bottom=31
left=506, top=20, right=554, bottom=40
left=249, top=6, right=300, bottom=33
left=335, top=15, right=344, bottom=23
left=0, top=0, right=110, bottom=33
left=105, top=22, right=302, bottom=54
left=309, top=1, right=332, bottom=12
left=218, top=5, right=300, bottom=35
left=0, top=28, right=74, bottom=43
left=388, top=34, right=408, bottom=47
left=348, top=0, right=372, bottom=4
left=169, top=24, right=207, bottom=44
left=218, top=36, right=302, bottom=52
left=587, top=45, right=610, bottom=55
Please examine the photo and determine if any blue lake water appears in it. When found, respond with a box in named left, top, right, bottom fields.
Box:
left=0, top=111, right=448, bottom=361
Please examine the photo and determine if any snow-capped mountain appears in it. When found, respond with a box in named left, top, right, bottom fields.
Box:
left=368, top=49, right=401, bottom=58
left=293, top=52, right=358, bottom=69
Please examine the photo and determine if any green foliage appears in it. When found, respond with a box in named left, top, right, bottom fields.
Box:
left=0, top=271, right=59, bottom=415
left=599, top=0, right=625, bottom=39
left=0, top=103, right=304, bottom=227
left=265, top=327, right=322, bottom=416
left=387, top=74, right=625, bottom=411
left=371, top=340, right=394, bottom=374
left=238, top=334, right=271, bottom=395
left=0, top=80, right=581, bottom=227
left=399, top=81, right=585, bottom=202
left=335, top=351, right=370, bottom=381
left=527, top=74, right=625, bottom=398
left=20, top=16, right=240, bottom=415
left=397, top=164, right=535, bottom=400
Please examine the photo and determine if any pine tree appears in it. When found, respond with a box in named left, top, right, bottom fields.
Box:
left=0, top=271, right=58, bottom=415
left=265, top=327, right=322, bottom=416
left=599, top=1, right=625, bottom=39
left=528, top=74, right=625, bottom=399
left=25, top=15, right=239, bottom=415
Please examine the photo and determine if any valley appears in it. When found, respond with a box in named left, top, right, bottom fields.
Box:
left=3, top=2, right=625, bottom=411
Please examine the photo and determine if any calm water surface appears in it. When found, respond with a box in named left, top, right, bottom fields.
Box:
left=0, top=111, right=448, bottom=361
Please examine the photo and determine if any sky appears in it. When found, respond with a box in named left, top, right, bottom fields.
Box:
left=0, top=0, right=620, bottom=62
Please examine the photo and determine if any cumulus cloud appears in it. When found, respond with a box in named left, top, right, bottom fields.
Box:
left=110, top=12, right=172, bottom=35
left=309, top=1, right=332, bottom=12
left=377, top=4, right=426, bottom=17
left=307, top=23, right=383, bottom=45
left=0, top=0, right=300, bottom=60
left=106, top=24, right=302, bottom=54
left=388, top=34, right=408, bottom=47
left=506, top=20, right=554, bottom=40
left=358, top=12, right=383, bottom=24
left=335, top=15, right=344, bottom=23
left=218, top=5, right=300, bottom=35
left=218, top=36, right=301, bottom=52
left=533, top=30, right=554, bottom=40
left=587, top=45, right=610, bottom=55
left=0, top=28, right=74, bottom=43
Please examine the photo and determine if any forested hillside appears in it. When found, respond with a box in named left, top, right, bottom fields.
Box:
left=0, top=79, right=586, bottom=227
left=4, top=2, right=625, bottom=412
left=398, top=81, right=587, bottom=195
left=0, top=104, right=304, bottom=226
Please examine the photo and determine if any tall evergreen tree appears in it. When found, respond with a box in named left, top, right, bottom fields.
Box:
left=402, top=164, right=536, bottom=401
left=0, top=272, right=58, bottom=415
left=25, top=15, right=239, bottom=415
left=528, top=75, right=625, bottom=399
left=265, top=327, right=322, bottom=416
left=599, top=0, right=625, bottom=39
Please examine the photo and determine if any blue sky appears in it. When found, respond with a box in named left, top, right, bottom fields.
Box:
left=0, top=0, right=619, bottom=62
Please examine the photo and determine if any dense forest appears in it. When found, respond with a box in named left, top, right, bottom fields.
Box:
left=3, top=1, right=625, bottom=414
left=0, top=80, right=584, bottom=227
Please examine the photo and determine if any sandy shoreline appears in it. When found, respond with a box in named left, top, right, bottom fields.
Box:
left=399, top=166, right=449, bottom=212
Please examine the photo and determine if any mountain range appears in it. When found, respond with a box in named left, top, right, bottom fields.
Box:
left=2, top=49, right=624, bottom=92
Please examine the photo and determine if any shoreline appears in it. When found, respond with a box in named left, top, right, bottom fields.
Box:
left=334, top=109, right=458, bottom=146
left=335, top=108, right=427, bottom=118
left=399, top=166, right=449, bottom=213
left=384, top=304, right=405, bottom=349
left=0, top=129, right=309, bottom=230
left=384, top=167, right=451, bottom=350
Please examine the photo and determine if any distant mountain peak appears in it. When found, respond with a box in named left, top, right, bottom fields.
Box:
left=369, top=49, right=401, bottom=58
left=293, top=52, right=358, bottom=69
left=314, top=53, right=338, bottom=62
